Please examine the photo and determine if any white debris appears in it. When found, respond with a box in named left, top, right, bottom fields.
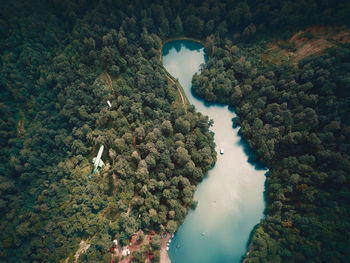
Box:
left=121, top=247, right=130, bottom=256
left=93, top=145, right=104, bottom=171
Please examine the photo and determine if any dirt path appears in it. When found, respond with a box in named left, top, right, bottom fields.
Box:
left=74, top=239, right=91, bottom=263
left=112, top=173, right=118, bottom=188
left=159, top=46, right=187, bottom=107
left=126, top=205, right=131, bottom=216
left=105, top=71, right=113, bottom=89
left=166, top=74, right=186, bottom=106
left=126, top=193, right=138, bottom=216
left=160, top=233, right=171, bottom=263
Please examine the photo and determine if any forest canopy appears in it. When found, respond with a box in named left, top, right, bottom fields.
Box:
left=0, top=0, right=349, bottom=262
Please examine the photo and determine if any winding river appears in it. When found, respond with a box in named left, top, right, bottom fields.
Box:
left=162, top=40, right=267, bottom=263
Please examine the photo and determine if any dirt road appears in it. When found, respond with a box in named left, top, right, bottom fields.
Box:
left=160, top=233, right=171, bottom=263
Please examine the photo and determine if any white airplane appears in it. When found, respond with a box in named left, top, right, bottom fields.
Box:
left=92, top=145, right=104, bottom=171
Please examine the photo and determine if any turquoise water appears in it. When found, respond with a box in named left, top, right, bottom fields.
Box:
left=162, top=40, right=267, bottom=263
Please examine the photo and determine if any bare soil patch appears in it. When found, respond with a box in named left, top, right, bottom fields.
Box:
left=160, top=233, right=171, bottom=263
left=74, top=239, right=91, bottom=263
left=263, top=26, right=350, bottom=64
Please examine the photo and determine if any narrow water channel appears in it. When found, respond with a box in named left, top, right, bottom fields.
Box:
left=162, top=40, right=267, bottom=263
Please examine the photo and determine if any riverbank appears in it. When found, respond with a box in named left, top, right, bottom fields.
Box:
left=160, top=233, right=172, bottom=263
left=159, top=37, right=209, bottom=107
left=162, top=39, right=266, bottom=263
left=162, top=37, right=207, bottom=51
left=159, top=40, right=190, bottom=106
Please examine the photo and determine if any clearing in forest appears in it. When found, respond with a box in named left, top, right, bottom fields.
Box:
left=262, top=26, right=350, bottom=64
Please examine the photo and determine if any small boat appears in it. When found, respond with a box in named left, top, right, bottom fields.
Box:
left=177, top=244, right=181, bottom=248
left=220, top=148, right=224, bottom=154
left=166, top=246, right=169, bottom=251
left=201, top=232, right=206, bottom=236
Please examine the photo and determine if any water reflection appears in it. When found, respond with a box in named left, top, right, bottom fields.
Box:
left=162, top=40, right=266, bottom=263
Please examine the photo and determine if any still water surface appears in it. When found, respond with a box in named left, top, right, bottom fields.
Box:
left=162, top=40, right=266, bottom=263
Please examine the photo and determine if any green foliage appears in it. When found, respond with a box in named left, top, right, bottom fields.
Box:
left=166, top=220, right=178, bottom=233
left=151, top=234, right=162, bottom=250
left=0, top=1, right=218, bottom=262
left=192, top=37, right=350, bottom=262
left=1, top=0, right=350, bottom=262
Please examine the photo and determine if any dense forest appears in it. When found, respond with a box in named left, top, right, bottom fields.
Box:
left=1, top=0, right=349, bottom=262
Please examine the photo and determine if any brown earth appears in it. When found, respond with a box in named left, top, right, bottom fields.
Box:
left=112, top=233, right=142, bottom=263
left=263, top=25, right=350, bottom=64
left=160, top=233, right=171, bottom=263
left=74, top=239, right=91, bottom=263
left=111, top=231, right=166, bottom=263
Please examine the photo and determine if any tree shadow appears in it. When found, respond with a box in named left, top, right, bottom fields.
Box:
left=236, top=135, right=267, bottom=171
left=190, top=86, right=230, bottom=109
left=162, top=40, right=206, bottom=57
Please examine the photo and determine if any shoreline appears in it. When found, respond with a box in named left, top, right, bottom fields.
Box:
left=162, top=36, right=207, bottom=51
left=159, top=36, right=210, bottom=107
left=159, top=39, right=265, bottom=263
left=160, top=233, right=172, bottom=263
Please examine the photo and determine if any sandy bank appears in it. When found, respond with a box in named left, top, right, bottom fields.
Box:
left=160, top=233, right=171, bottom=263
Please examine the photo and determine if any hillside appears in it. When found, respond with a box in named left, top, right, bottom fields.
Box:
left=263, top=26, right=350, bottom=64
left=0, top=1, right=349, bottom=262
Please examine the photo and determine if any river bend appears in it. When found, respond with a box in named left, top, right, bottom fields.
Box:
left=162, top=40, right=266, bottom=263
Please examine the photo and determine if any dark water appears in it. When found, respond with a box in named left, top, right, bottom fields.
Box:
left=162, top=40, right=266, bottom=263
